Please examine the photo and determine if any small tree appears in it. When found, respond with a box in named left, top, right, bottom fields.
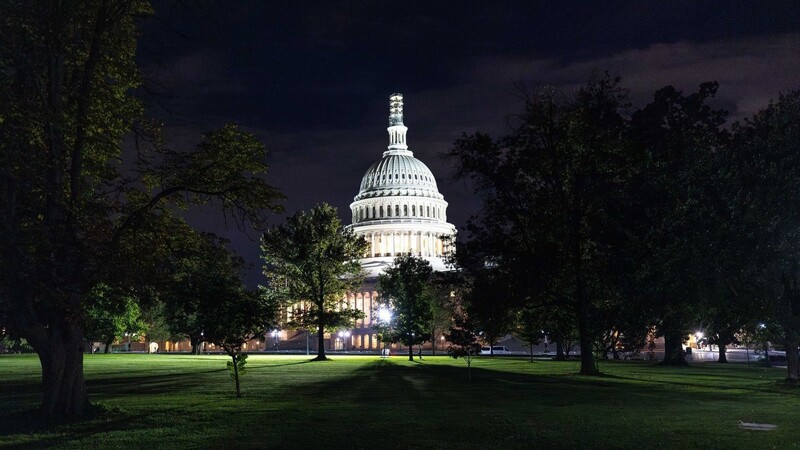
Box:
left=377, top=255, right=434, bottom=361
left=163, top=233, right=247, bottom=354
left=446, top=319, right=481, bottom=380
left=261, top=203, right=367, bottom=361
left=515, top=306, right=544, bottom=362
left=206, top=289, right=276, bottom=398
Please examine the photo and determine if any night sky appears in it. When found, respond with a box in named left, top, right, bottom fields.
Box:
left=135, top=1, right=800, bottom=286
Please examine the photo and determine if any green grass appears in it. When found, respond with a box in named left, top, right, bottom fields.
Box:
left=1, top=354, right=798, bottom=449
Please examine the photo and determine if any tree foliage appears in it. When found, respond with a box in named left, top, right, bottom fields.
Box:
left=448, top=75, right=632, bottom=375
left=205, top=289, right=277, bottom=398
left=728, top=91, right=800, bottom=382
left=84, top=285, right=147, bottom=353
left=377, top=254, right=434, bottom=361
left=0, top=0, right=283, bottom=416
left=261, top=203, right=367, bottom=361
left=446, top=318, right=482, bottom=380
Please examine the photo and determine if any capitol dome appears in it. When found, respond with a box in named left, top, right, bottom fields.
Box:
left=356, top=152, right=443, bottom=201
left=348, top=93, right=456, bottom=277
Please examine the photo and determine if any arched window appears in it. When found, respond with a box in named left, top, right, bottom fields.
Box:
left=404, top=205, right=408, bottom=216
left=412, top=205, right=416, bottom=216
left=372, top=206, right=376, bottom=218
left=387, top=205, right=391, bottom=217
left=395, top=205, right=400, bottom=216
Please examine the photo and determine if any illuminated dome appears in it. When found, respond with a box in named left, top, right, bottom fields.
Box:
left=356, top=152, right=442, bottom=201
left=347, top=93, right=456, bottom=277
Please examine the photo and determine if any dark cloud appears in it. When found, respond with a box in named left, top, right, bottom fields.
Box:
left=133, top=2, right=800, bottom=287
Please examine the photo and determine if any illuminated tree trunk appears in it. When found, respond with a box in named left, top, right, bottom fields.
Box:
left=315, top=321, right=327, bottom=361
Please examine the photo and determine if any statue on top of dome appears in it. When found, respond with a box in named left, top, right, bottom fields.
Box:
left=389, top=93, right=404, bottom=126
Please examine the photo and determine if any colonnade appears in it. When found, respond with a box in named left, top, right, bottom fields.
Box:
left=360, top=230, right=450, bottom=258
left=352, top=201, right=445, bottom=223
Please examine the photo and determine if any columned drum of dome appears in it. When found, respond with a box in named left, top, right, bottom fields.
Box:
left=347, top=93, right=457, bottom=277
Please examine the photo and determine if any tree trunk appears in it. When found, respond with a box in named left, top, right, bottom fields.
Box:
left=529, top=344, right=534, bottom=362
left=555, top=334, right=565, bottom=360
left=232, top=354, right=241, bottom=398
left=35, top=325, right=89, bottom=416
left=576, top=284, right=598, bottom=375
left=104, top=339, right=112, bottom=353
left=408, top=344, right=413, bottom=361
left=314, top=322, right=327, bottom=361
left=784, top=339, right=799, bottom=385
left=717, top=344, right=728, bottom=363
left=191, top=341, right=200, bottom=355
left=661, top=326, right=688, bottom=366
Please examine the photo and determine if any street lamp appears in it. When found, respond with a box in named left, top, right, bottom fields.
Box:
left=337, top=330, right=351, bottom=351
left=378, top=307, right=392, bottom=323
left=271, top=330, right=279, bottom=352
left=378, top=307, right=392, bottom=356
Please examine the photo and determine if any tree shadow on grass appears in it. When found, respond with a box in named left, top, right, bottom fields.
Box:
left=0, top=357, right=315, bottom=444
left=184, top=358, right=799, bottom=449
left=3, top=358, right=796, bottom=449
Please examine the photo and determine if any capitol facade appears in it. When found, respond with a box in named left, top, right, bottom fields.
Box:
left=334, top=93, right=457, bottom=351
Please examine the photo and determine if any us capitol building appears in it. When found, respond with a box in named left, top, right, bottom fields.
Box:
left=319, top=93, right=457, bottom=351
left=347, top=93, right=456, bottom=276
left=163, top=94, right=457, bottom=353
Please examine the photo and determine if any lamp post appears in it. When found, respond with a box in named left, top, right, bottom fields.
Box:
left=271, top=329, right=279, bottom=352
left=378, top=307, right=392, bottom=357
left=337, top=330, right=351, bottom=352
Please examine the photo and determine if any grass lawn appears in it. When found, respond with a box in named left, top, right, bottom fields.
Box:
left=0, top=354, right=798, bottom=449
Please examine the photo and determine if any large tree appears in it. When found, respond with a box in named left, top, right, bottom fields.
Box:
left=447, top=76, right=632, bottom=375
left=162, top=233, right=248, bottom=355
left=377, top=254, right=434, bottom=361
left=728, top=91, right=800, bottom=383
left=627, top=83, right=730, bottom=365
left=0, top=1, right=283, bottom=416
left=261, top=203, right=367, bottom=361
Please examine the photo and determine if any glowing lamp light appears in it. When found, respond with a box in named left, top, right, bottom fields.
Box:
left=695, top=331, right=704, bottom=340
left=378, top=307, right=392, bottom=323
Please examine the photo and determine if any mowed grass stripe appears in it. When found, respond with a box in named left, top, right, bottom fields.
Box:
left=0, top=354, right=798, bottom=449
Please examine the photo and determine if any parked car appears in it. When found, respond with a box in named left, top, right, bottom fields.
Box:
left=480, top=346, right=511, bottom=355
